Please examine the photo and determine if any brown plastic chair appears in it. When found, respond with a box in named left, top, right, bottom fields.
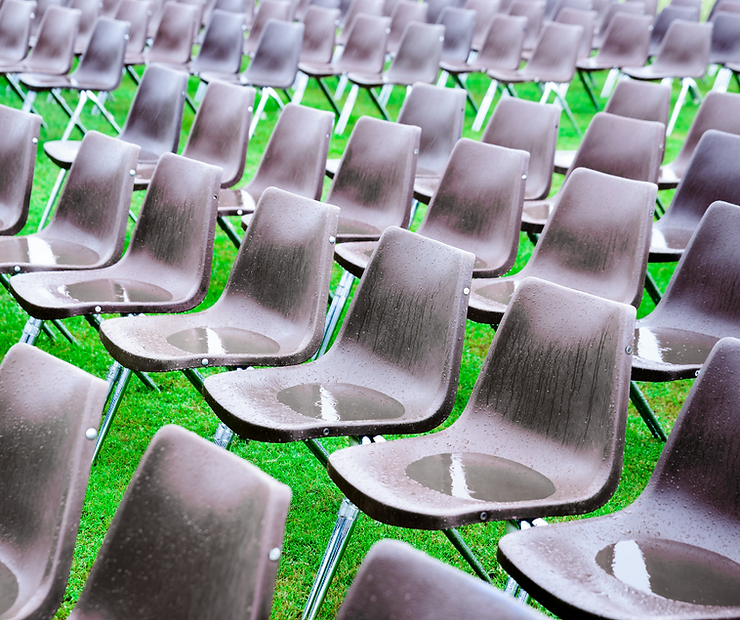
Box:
left=440, top=14, right=527, bottom=117
left=710, top=0, right=740, bottom=17
left=337, top=0, right=385, bottom=45
left=468, top=168, right=656, bottom=324
left=592, top=0, right=645, bottom=49
left=65, top=424, right=292, bottom=620
left=623, top=20, right=712, bottom=135
left=189, top=9, right=247, bottom=76
left=437, top=6, right=476, bottom=63
left=498, top=336, right=740, bottom=620
left=69, top=0, right=100, bottom=54
left=649, top=3, right=700, bottom=57
left=300, top=5, right=341, bottom=64
left=556, top=7, right=597, bottom=61
left=709, top=11, right=740, bottom=91
left=8, top=152, right=221, bottom=320
left=327, top=276, right=635, bottom=581
left=0, top=106, right=41, bottom=236
left=650, top=130, right=740, bottom=263
left=29, top=0, right=63, bottom=40
left=242, top=0, right=291, bottom=55
left=464, top=0, right=501, bottom=51
left=337, top=22, right=445, bottom=133
left=0, top=343, right=106, bottom=620
left=472, top=22, right=584, bottom=135
left=386, top=0, right=428, bottom=54
left=575, top=13, right=652, bottom=110
left=138, top=1, right=199, bottom=68
left=553, top=79, right=671, bottom=174
left=0, top=131, right=138, bottom=274
left=298, top=14, right=390, bottom=116
left=522, top=112, right=664, bottom=233
left=334, top=139, right=528, bottom=279
left=335, top=540, right=546, bottom=620
left=0, top=0, right=36, bottom=63
left=508, top=0, right=545, bottom=52
left=116, top=0, right=151, bottom=67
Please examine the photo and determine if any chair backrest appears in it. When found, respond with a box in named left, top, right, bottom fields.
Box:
left=242, top=19, right=304, bottom=89
left=340, top=0, right=384, bottom=32
left=215, top=188, right=340, bottom=359
left=301, top=5, right=340, bottom=64
left=397, top=82, right=465, bottom=178
left=0, top=343, right=107, bottom=620
left=556, top=7, right=597, bottom=60
left=120, top=154, right=221, bottom=310
left=335, top=540, right=546, bottom=620
left=710, top=0, right=740, bottom=16
left=437, top=6, right=476, bottom=63
left=0, top=0, right=36, bottom=62
left=24, top=5, right=80, bottom=75
left=566, top=112, right=664, bottom=185
left=67, top=425, right=292, bottom=620
left=69, top=0, right=100, bottom=53
left=604, top=79, right=671, bottom=127
left=385, top=21, right=445, bottom=85
left=650, top=19, right=712, bottom=79
left=41, top=131, right=140, bottom=267
left=333, top=226, right=474, bottom=409
left=482, top=97, right=560, bottom=201
left=417, top=139, right=528, bottom=278
left=327, top=117, right=420, bottom=241
left=30, top=0, right=63, bottom=36
left=147, top=1, right=199, bottom=64
left=100, top=0, right=123, bottom=17
left=191, top=9, right=246, bottom=74
left=182, top=81, right=254, bottom=188
left=524, top=168, right=656, bottom=308
left=476, top=13, right=527, bottom=71
left=664, top=91, right=740, bottom=180
left=710, top=10, right=740, bottom=64
left=595, top=0, right=644, bottom=37
left=119, top=64, right=189, bottom=163
left=243, top=103, right=334, bottom=202
left=649, top=3, right=700, bottom=55
left=521, top=21, right=583, bottom=83
left=464, top=0, right=500, bottom=50
left=426, top=0, right=460, bottom=23
left=387, top=0, right=428, bottom=53
left=336, top=13, right=391, bottom=74
left=69, top=17, right=129, bottom=91
left=115, top=0, right=151, bottom=56
left=0, top=105, right=41, bottom=236
left=646, top=201, right=740, bottom=339
left=658, top=130, right=740, bottom=239
left=508, top=0, right=544, bottom=50
left=243, top=0, right=291, bottom=54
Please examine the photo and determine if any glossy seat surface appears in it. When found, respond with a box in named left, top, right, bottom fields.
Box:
left=327, top=277, right=636, bottom=529
left=66, top=425, right=292, bottom=620
left=0, top=343, right=106, bottom=620
left=0, top=106, right=41, bottom=236
left=651, top=130, right=740, bottom=262
left=9, top=153, right=221, bottom=319
left=469, top=168, right=656, bottom=324
left=100, top=188, right=340, bottom=372
left=0, top=131, right=138, bottom=273
left=498, top=336, right=740, bottom=620
left=202, top=226, right=474, bottom=442
left=335, top=139, right=528, bottom=279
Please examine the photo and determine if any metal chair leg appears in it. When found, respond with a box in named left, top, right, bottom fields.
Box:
left=452, top=72, right=478, bottom=114
left=314, top=270, right=355, bottom=359
left=19, top=316, right=44, bottom=345
left=217, top=214, right=243, bottom=248
left=644, top=269, right=662, bottom=305
left=629, top=381, right=667, bottom=441
left=443, top=528, right=495, bottom=584
left=368, top=87, right=391, bottom=121
left=50, top=318, right=78, bottom=345
left=335, top=83, right=359, bottom=135
left=93, top=361, right=133, bottom=463
left=472, top=78, right=498, bottom=132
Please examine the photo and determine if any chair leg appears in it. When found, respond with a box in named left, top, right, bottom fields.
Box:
left=545, top=82, right=580, bottom=137
left=443, top=528, right=495, bottom=584
left=666, top=78, right=692, bottom=136
left=52, top=89, right=89, bottom=139
left=600, top=67, right=620, bottom=98
left=335, top=83, right=359, bottom=135
left=335, top=73, right=349, bottom=100
left=315, top=270, right=355, bottom=359
left=20, top=89, right=37, bottom=113
left=378, top=83, right=393, bottom=106
left=217, top=214, right=243, bottom=248
left=93, top=361, right=133, bottom=463
left=249, top=88, right=271, bottom=138
left=19, top=316, right=44, bottom=345
left=712, top=66, right=732, bottom=92
left=87, top=90, right=122, bottom=134
left=38, top=169, right=67, bottom=231
left=502, top=519, right=548, bottom=601
left=471, top=78, right=499, bottom=132
left=292, top=72, right=309, bottom=104
left=302, top=497, right=361, bottom=620
left=452, top=72, right=478, bottom=114
left=577, top=69, right=600, bottom=111
left=316, top=77, right=341, bottom=116
left=50, top=318, right=78, bottom=345
left=644, top=269, right=662, bottom=305
left=368, top=87, right=392, bottom=121
left=629, top=381, right=667, bottom=441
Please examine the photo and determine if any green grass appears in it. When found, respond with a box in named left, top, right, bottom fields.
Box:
left=0, top=29, right=730, bottom=618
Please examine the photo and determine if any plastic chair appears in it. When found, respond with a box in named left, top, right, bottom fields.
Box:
left=189, top=9, right=247, bottom=76
left=437, top=6, right=476, bottom=63
left=649, top=3, right=700, bottom=57
left=0, top=131, right=138, bottom=276
left=334, top=139, right=528, bottom=279
left=18, top=17, right=130, bottom=139
left=0, top=106, right=41, bottom=236
left=337, top=0, right=385, bottom=45
left=464, top=0, right=500, bottom=50
left=202, top=226, right=475, bottom=620
left=336, top=22, right=445, bottom=134
left=335, top=540, right=546, bottom=620
left=298, top=14, right=390, bottom=116
left=218, top=104, right=333, bottom=246
left=116, top=0, right=151, bottom=69
left=327, top=276, right=635, bottom=588
left=553, top=79, right=671, bottom=174
left=522, top=112, right=664, bottom=233
left=556, top=7, right=597, bottom=61
left=242, top=0, right=291, bottom=55
left=65, top=424, right=292, bottom=620
left=472, top=22, right=584, bottom=135
left=468, top=168, right=656, bottom=324
left=498, top=335, right=740, bottom=620
left=508, top=0, right=545, bottom=52
left=623, top=20, right=713, bottom=135
left=386, top=0, right=428, bottom=54
left=69, top=0, right=100, bottom=54
left=0, top=0, right=36, bottom=63
left=138, top=1, right=199, bottom=68
left=709, top=11, right=740, bottom=91
left=0, top=343, right=106, bottom=620
left=650, top=130, right=740, bottom=263
left=575, top=13, right=652, bottom=110
left=592, top=0, right=646, bottom=49
left=300, top=5, right=341, bottom=64
left=29, top=0, right=63, bottom=40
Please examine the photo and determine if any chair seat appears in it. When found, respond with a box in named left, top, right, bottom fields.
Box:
left=648, top=223, right=695, bottom=262
left=623, top=65, right=704, bottom=80
left=552, top=149, right=574, bottom=175
left=298, top=61, right=341, bottom=78
left=631, top=324, right=720, bottom=381
left=347, top=70, right=387, bottom=87
left=217, top=188, right=258, bottom=216
left=199, top=70, right=243, bottom=84
left=336, top=217, right=383, bottom=242
left=658, top=163, right=681, bottom=190
left=486, top=67, right=527, bottom=82
left=0, top=558, right=18, bottom=617
left=45, top=140, right=163, bottom=168
left=325, top=158, right=339, bottom=178
left=413, top=177, right=438, bottom=204
left=19, top=71, right=118, bottom=92
left=0, top=235, right=103, bottom=273
left=576, top=57, right=619, bottom=71
left=520, top=197, right=556, bottom=233
left=334, top=241, right=377, bottom=278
